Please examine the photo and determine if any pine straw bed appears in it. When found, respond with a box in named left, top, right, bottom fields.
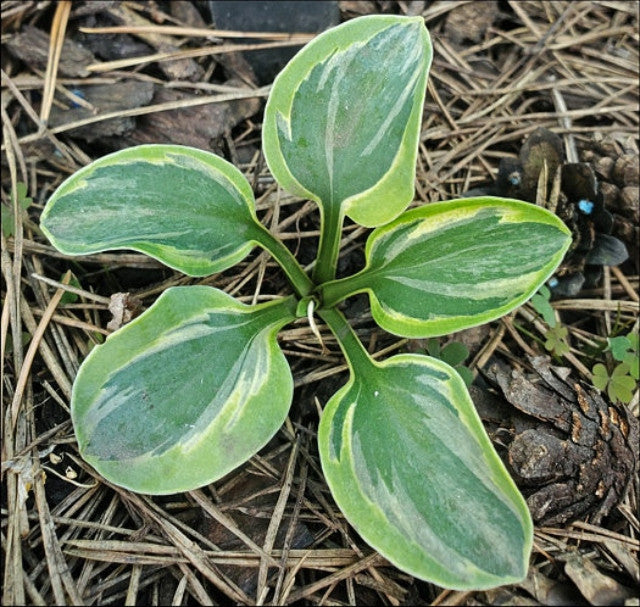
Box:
left=1, top=1, right=638, bottom=605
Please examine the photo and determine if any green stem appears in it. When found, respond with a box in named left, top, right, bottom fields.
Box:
left=317, top=271, right=369, bottom=309
left=261, top=294, right=300, bottom=326
left=317, top=307, right=375, bottom=376
left=312, top=204, right=344, bottom=285
left=253, top=226, right=314, bottom=298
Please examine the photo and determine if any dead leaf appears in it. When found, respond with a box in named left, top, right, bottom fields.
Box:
left=564, top=552, right=636, bottom=606
left=107, top=292, right=143, bottom=331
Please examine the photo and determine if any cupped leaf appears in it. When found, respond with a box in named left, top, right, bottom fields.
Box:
left=318, top=352, right=533, bottom=589
left=263, top=15, right=431, bottom=228
left=41, top=145, right=265, bottom=277
left=72, top=286, right=296, bottom=494
left=319, top=197, right=572, bottom=337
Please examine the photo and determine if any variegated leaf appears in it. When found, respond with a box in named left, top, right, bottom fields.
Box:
left=72, top=286, right=296, bottom=494
left=41, top=145, right=264, bottom=277
left=263, top=15, right=431, bottom=228
left=319, top=352, right=533, bottom=589
left=319, top=197, right=572, bottom=337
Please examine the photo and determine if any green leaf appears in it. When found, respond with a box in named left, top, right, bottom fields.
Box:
left=592, top=363, right=610, bottom=391
left=59, top=272, right=81, bottom=305
left=607, top=336, right=631, bottom=362
left=5, top=331, right=32, bottom=356
left=319, top=197, right=572, bottom=338
left=72, top=286, right=296, bottom=494
left=624, top=332, right=639, bottom=379
left=318, top=352, right=532, bottom=589
left=624, top=353, right=639, bottom=380
left=0, top=204, right=11, bottom=238
left=544, top=325, right=570, bottom=357
left=530, top=286, right=556, bottom=327
left=426, top=337, right=441, bottom=357
left=440, top=341, right=469, bottom=367
left=41, top=145, right=266, bottom=277
left=607, top=363, right=636, bottom=403
left=455, top=365, right=474, bottom=387
left=16, top=182, right=33, bottom=210
left=263, top=15, right=431, bottom=228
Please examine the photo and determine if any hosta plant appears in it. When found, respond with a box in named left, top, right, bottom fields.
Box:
left=40, top=15, right=572, bottom=590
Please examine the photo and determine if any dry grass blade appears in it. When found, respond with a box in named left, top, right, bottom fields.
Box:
left=271, top=441, right=310, bottom=604
left=124, top=563, right=142, bottom=606
left=39, top=1, right=72, bottom=125
left=84, top=40, right=313, bottom=74
left=63, top=540, right=362, bottom=568
left=10, top=271, right=71, bottom=430
left=189, top=489, right=280, bottom=568
left=79, top=24, right=316, bottom=41
left=255, top=435, right=300, bottom=604
left=32, top=467, right=83, bottom=605
left=285, top=552, right=386, bottom=603
left=31, top=273, right=111, bottom=305
left=18, top=298, right=73, bottom=399
left=11, top=87, right=272, bottom=147
left=552, top=299, right=639, bottom=313
left=121, top=490, right=254, bottom=604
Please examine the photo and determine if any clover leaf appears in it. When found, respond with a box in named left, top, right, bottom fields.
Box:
left=544, top=325, right=570, bottom=357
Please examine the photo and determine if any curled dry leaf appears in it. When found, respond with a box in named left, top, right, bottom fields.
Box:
left=107, top=292, right=143, bottom=332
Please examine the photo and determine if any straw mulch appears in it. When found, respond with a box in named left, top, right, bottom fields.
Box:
left=2, top=1, right=638, bottom=605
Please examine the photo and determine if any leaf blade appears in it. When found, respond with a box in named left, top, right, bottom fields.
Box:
left=263, top=15, right=431, bottom=228
left=41, top=145, right=262, bottom=277
left=321, top=197, right=572, bottom=337
left=318, top=353, right=533, bottom=589
left=72, top=286, right=295, bottom=494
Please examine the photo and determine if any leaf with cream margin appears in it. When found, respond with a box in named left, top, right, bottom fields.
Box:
left=41, top=145, right=268, bottom=277
left=263, top=14, right=431, bottom=228
left=72, top=286, right=296, bottom=494
left=318, top=351, right=533, bottom=589
left=318, top=197, right=572, bottom=337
